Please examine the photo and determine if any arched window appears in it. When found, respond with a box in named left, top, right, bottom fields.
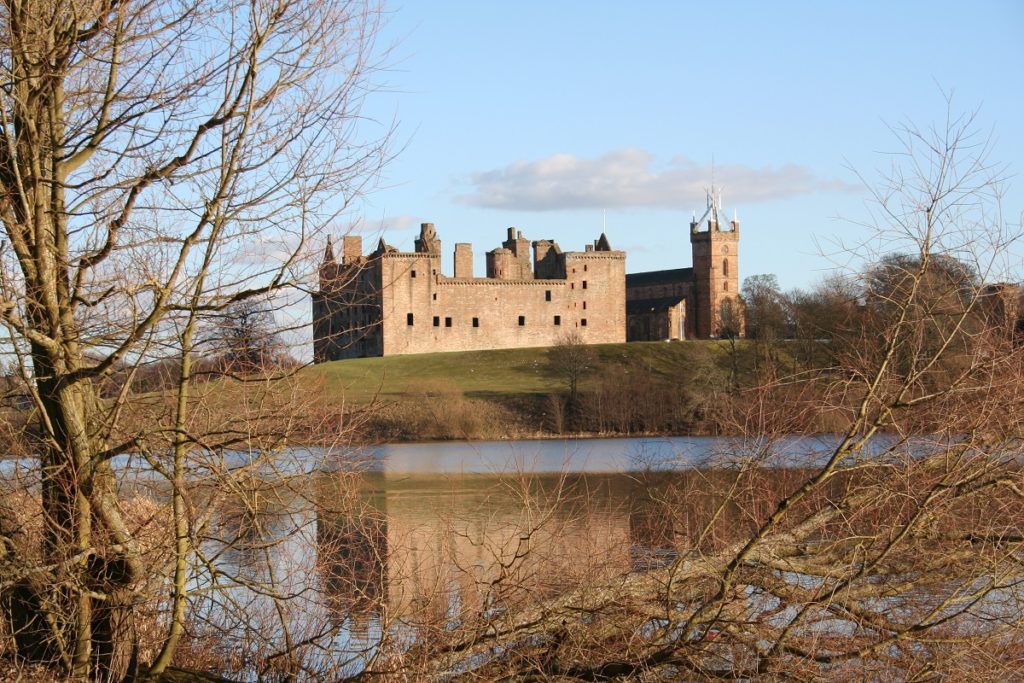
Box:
left=723, top=258, right=729, bottom=278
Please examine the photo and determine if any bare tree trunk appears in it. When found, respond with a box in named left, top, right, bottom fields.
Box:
left=0, top=0, right=391, bottom=678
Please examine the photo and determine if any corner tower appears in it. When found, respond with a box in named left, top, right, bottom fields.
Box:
left=690, top=190, right=742, bottom=338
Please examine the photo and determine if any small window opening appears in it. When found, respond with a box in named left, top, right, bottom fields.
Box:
left=518, top=315, right=525, bottom=326
left=581, top=318, right=588, bottom=327
left=433, top=316, right=440, bottom=327
left=723, top=258, right=729, bottom=278
left=407, top=313, right=414, bottom=326
left=554, top=315, right=561, bottom=326
left=433, top=293, right=437, bottom=300
left=582, top=280, right=588, bottom=289
left=583, top=301, right=587, bottom=310
left=545, top=290, right=552, bottom=302
left=584, top=264, right=588, bottom=272
left=724, top=281, right=729, bottom=291
left=411, top=270, right=417, bottom=278
left=472, top=317, right=479, bottom=328
left=444, top=317, right=452, bottom=327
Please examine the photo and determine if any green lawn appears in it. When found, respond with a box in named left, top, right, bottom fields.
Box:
left=303, top=341, right=744, bottom=404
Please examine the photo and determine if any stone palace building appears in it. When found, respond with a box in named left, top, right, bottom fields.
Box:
left=313, top=196, right=743, bottom=361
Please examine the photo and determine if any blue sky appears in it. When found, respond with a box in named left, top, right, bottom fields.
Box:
left=346, top=0, right=1023, bottom=292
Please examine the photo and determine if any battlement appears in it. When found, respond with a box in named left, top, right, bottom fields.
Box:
left=333, top=222, right=621, bottom=283
left=689, top=218, right=740, bottom=238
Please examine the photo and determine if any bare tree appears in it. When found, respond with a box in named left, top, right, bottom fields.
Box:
left=547, top=331, right=598, bottom=412
left=208, top=299, right=283, bottom=375
left=0, top=1, right=391, bottom=679
left=741, top=273, right=788, bottom=369
left=788, top=272, right=860, bottom=367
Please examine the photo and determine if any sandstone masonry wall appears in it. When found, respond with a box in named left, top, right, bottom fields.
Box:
left=316, top=224, right=625, bottom=359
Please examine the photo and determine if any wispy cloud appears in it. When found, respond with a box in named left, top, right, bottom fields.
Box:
left=456, top=149, right=857, bottom=211
left=362, top=213, right=424, bottom=233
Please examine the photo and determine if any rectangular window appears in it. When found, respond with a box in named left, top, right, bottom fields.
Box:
left=445, top=317, right=452, bottom=327
left=571, top=282, right=575, bottom=290
left=407, top=313, right=414, bottom=326
left=411, top=270, right=417, bottom=278
left=545, top=290, right=551, bottom=301
left=554, top=315, right=561, bottom=325
left=433, top=293, right=437, bottom=300
left=433, top=316, right=440, bottom=327
left=582, top=280, right=588, bottom=289
left=583, top=301, right=587, bottom=310
left=584, top=264, right=588, bottom=272
left=518, top=315, right=525, bottom=326
left=581, top=318, right=588, bottom=327
left=472, top=317, right=479, bottom=328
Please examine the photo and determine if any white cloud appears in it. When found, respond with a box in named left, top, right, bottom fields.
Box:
left=456, top=148, right=857, bottom=211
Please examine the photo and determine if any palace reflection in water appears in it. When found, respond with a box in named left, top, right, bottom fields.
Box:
left=311, top=469, right=702, bottom=641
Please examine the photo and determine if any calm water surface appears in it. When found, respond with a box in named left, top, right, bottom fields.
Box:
left=354, top=433, right=880, bottom=474
left=0, top=435, right=943, bottom=678
left=200, top=434, right=922, bottom=676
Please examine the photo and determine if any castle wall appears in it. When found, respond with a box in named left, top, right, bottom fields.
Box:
left=626, top=279, right=691, bottom=302
left=313, top=259, right=384, bottom=361
left=532, top=240, right=564, bottom=279
left=378, top=250, right=624, bottom=356
left=626, top=300, right=686, bottom=341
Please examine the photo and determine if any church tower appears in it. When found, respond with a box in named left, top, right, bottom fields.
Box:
left=690, top=190, right=742, bottom=338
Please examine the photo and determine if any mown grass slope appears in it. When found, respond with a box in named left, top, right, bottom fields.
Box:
left=302, top=340, right=754, bottom=404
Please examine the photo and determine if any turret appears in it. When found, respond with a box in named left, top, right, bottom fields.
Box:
left=486, top=247, right=515, bottom=279
left=414, top=222, right=441, bottom=254
left=319, top=234, right=338, bottom=288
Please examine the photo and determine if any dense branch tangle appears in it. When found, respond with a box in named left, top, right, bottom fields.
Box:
left=0, top=0, right=389, bottom=679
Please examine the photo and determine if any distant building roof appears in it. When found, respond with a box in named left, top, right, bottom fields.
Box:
left=626, top=268, right=693, bottom=287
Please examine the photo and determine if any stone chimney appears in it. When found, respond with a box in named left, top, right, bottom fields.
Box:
left=342, top=235, right=362, bottom=264
left=454, top=243, right=473, bottom=278
left=500, top=228, right=531, bottom=279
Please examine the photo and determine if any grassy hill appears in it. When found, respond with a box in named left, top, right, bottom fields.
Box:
left=99, top=339, right=819, bottom=446
left=302, top=340, right=746, bottom=405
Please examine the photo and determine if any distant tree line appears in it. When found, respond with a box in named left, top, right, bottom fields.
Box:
left=739, top=250, right=1013, bottom=374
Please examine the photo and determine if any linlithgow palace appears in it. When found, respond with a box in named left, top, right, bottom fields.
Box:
left=313, top=198, right=743, bottom=361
